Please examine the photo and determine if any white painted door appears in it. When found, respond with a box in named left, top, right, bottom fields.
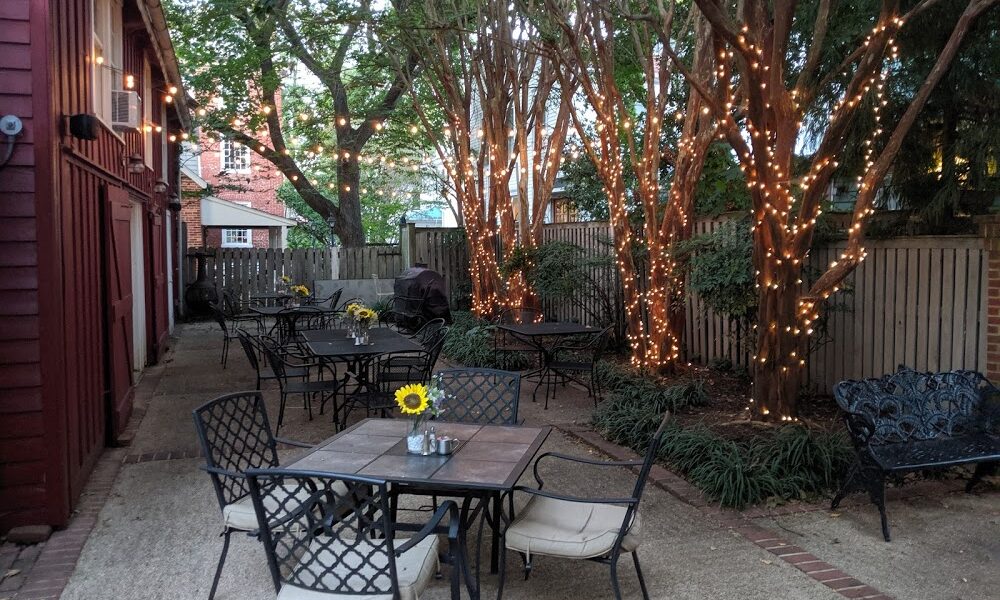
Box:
left=130, top=201, right=147, bottom=375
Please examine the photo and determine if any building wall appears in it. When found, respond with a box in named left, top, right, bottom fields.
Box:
left=180, top=174, right=204, bottom=247
left=0, top=0, right=182, bottom=531
left=0, top=0, right=49, bottom=529
left=198, top=138, right=286, bottom=248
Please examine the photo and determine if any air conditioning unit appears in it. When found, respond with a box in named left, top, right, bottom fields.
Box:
left=111, top=90, right=141, bottom=131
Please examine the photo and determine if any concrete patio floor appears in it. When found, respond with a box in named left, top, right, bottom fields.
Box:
left=50, top=322, right=997, bottom=600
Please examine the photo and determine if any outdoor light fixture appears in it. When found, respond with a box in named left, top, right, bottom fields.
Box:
left=127, top=153, right=144, bottom=174
left=168, top=195, right=182, bottom=212
left=153, top=179, right=169, bottom=194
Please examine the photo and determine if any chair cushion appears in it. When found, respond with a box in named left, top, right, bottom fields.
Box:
left=504, top=495, right=640, bottom=560
left=276, top=535, right=439, bottom=600
left=222, top=482, right=345, bottom=531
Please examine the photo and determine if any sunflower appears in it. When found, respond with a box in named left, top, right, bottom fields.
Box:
left=346, top=303, right=363, bottom=316
left=356, top=307, right=376, bottom=323
left=395, top=384, right=430, bottom=415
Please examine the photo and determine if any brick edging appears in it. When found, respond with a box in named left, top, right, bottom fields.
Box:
left=554, top=423, right=896, bottom=600
left=11, top=449, right=126, bottom=600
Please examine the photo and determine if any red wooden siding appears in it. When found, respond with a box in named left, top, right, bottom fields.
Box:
left=0, top=0, right=51, bottom=530
left=0, top=0, right=181, bottom=530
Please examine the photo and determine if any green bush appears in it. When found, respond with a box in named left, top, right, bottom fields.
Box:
left=595, top=361, right=708, bottom=414
left=441, top=312, right=531, bottom=370
left=591, top=377, right=853, bottom=508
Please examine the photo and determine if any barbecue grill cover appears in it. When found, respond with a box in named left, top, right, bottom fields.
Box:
left=393, top=267, right=451, bottom=327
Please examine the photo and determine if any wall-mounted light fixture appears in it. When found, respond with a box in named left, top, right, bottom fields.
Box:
left=153, top=179, right=168, bottom=194
left=168, top=195, right=182, bottom=212
left=127, top=153, right=144, bottom=174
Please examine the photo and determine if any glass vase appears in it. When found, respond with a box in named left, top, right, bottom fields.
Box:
left=406, top=417, right=426, bottom=454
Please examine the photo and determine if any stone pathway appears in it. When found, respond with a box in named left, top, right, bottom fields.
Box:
left=3, top=322, right=996, bottom=599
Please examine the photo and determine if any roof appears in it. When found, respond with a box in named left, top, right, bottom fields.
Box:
left=200, top=196, right=297, bottom=228
left=137, top=0, right=191, bottom=129
left=180, top=163, right=207, bottom=189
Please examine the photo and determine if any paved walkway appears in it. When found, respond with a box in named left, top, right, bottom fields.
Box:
left=4, top=322, right=997, bottom=599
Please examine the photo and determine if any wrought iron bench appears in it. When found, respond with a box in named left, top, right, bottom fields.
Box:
left=832, top=368, right=1000, bottom=541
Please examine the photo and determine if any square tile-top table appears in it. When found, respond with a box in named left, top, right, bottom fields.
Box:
left=300, top=328, right=423, bottom=359
left=286, top=418, right=550, bottom=492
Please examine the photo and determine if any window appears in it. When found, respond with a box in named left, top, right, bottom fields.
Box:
left=221, top=228, right=252, bottom=248
left=221, top=139, right=250, bottom=173
left=92, top=0, right=123, bottom=123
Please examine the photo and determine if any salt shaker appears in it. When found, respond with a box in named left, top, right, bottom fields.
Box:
left=421, top=428, right=431, bottom=454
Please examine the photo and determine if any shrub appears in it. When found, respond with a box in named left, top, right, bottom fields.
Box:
left=441, top=312, right=530, bottom=370
left=591, top=380, right=853, bottom=508
left=595, top=361, right=708, bottom=414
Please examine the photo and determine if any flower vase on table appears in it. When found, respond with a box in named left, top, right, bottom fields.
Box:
left=354, top=307, right=377, bottom=345
left=396, top=383, right=442, bottom=455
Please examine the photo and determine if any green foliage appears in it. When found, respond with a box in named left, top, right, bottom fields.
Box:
left=592, top=361, right=708, bottom=434
left=441, top=312, right=530, bottom=370
left=592, top=383, right=854, bottom=508
left=694, top=143, right=752, bottom=217
left=677, top=219, right=756, bottom=322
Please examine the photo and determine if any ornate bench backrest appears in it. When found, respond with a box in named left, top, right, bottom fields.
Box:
left=833, top=369, right=996, bottom=445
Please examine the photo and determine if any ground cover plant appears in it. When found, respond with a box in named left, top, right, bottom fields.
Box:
left=592, top=361, right=854, bottom=509
left=441, top=312, right=531, bottom=370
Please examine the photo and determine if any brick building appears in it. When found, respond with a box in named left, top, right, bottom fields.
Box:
left=179, top=135, right=295, bottom=249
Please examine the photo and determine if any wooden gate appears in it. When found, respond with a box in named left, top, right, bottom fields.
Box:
left=103, top=186, right=135, bottom=439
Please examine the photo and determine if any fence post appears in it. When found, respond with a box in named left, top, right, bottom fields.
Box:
left=330, top=247, right=340, bottom=280
left=400, top=221, right=417, bottom=268
left=978, top=215, right=1000, bottom=381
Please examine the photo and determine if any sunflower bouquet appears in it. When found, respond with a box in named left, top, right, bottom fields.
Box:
left=355, top=307, right=377, bottom=325
left=395, top=382, right=446, bottom=452
left=290, top=284, right=310, bottom=298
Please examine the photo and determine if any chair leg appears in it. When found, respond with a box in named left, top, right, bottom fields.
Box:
left=220, top=337, right=229, bottom=368
left=632, top=551, right=650, bottom=600
left=867, top=473, right=890, bottom=542
left=830, top=460, right=861, bottom=510
left=966, top=461, right=997, bottom=493
left=276, top=392, right=288, bottom=432
left=490, top=492, right=501, bottom=574
left=496, top=539, right=508, bottom=600
left=609, top=559, right=623, bottom=600
left=208, top=529, right=232, bottom=600
left=521, top=552, right=532, bottom=580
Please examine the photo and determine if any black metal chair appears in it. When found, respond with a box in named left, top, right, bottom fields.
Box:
left=235, top=329, right=309, bottom=390
left=260, top=339, right=342, bottom=431
left=220, top=289, right=264, bottom=333
left=343, top=328, right=449, bottom=424
left=191, top=391, right=313, bottom=600
left=497, top=411, right=671, bottom=600
left=409, top=317, right=446, bottom=346
left=245, top=469, right=460, bottom=600
left=536, top=325, right=613, bottom=408
left=432, top=368, right=521, bottom=425
left=210, top=303, right=237, bottom=368
left=493, top=307, right=544, bottom=370
left=393, top=368, right=521, bottom=573
left=307, top=288, right=342, bottom=310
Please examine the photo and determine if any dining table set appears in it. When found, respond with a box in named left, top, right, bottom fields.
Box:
left=199, top=293, right=644, bottom=600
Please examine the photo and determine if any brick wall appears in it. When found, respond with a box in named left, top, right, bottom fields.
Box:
left=979, top=215, right=1000, bottom=382
left=199, top=138, right=286, bottom=248
left=180, top=175, right=203, bottom=247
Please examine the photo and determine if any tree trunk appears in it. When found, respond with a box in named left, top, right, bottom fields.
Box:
left=751, top=265, right=808, bottom=421
left=335, top=158, right=365, bottom=247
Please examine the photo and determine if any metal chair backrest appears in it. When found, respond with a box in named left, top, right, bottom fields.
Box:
left=310, top=288, right=342, bottom=310
left=432, top=368, right=521, bottom=425
left=235, top=328, right=261, bottom=372
left=411, top=318, right=446, bottom=348
left=555, top=325, right=613, bottom=361
left=246, top=469, right=402, bottom=598
left=259, top=338, right=294, bottom=389
left=222, top=289, right=242, bottom=316
left=630, top=411, right=671, bottom=502
left=210, top=303, right=229, bottom=335
left=495, top=306, right=542, bottom=324
left=192, top=391, right=280, bottom=511
left=425, top=326, right=449, bottom=371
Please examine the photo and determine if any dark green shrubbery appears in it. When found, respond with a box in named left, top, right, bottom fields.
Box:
left=441, top=312, right=530, bottom=370
left=591, top=369, right=853, bottom=509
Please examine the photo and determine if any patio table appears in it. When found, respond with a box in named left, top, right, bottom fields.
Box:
left=300, top=328, right=425, bottom=426
left=284, top=417, right=551, bottom=600
left=249, top=291, right=291, bottom=306
left=248, top=304, right=337, bottom=343
left=496, top=322, right=600, bottom=374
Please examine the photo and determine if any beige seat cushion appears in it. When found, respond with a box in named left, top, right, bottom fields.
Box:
left=222, top=482, right=346, bottom=531
left=276, top=535, right=439, bottom=600
left=504, top=495, right=641, bottom=560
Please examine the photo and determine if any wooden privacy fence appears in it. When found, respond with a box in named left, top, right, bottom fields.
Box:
left=531, top=220, right=987, bottom=394
left=338, top=244, right=404, bottom=279
left=185, top=248, right=334, bottom=304
left=410, top=227, right=472, bottom=309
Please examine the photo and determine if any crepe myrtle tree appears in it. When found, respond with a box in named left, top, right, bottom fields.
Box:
left=673, top=0, right=999, bottom=419
left=167, top=0, right=425, bottom=246
left=537, top=0, right=724, bottom=372
left=391, top=0, right=577, bottom=317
